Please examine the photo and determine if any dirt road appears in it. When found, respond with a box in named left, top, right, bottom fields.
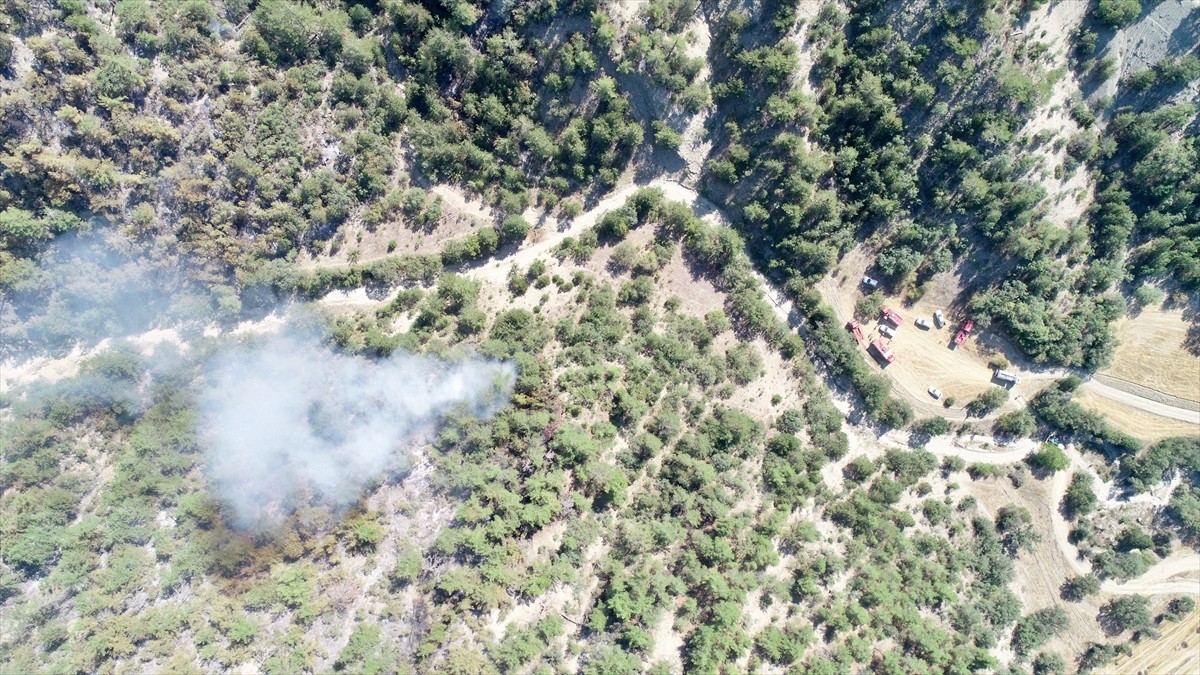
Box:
left=352, top=177, right=1199, bottom=435
left=1083, top=378, right=1200, bottom=425
left=454, top=178, right=729, bottom=290
left=872, top=429, right=1200, bottom=597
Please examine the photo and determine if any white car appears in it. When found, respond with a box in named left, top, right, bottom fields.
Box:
left=862, top=276, right=879, bottom=288
left=915, top=317, right=931, bottom=329
left=880, top=325, right=895, bottom=338
left=928, top=386, right=942, bottom=399
left=934, top=310, right=945, bottom=328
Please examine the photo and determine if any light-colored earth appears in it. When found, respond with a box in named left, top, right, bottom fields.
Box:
left=1111, top=609, right=1200, bottom=675
left=1109, top=0, right=1200, bottom=81
left=835, top=421, right=1197, bottom=659
left=1017, top=0, right=1093, bottom=230
left=1102, top=305, right=1200, bottom=404
left=326, top=187, right=1200, bottom=662
left=818, top=259, right=1060, bottom=420
left=837, top=421, right=1199, bottom=600
left=1079, top=379, right=1200, bottom=426
left=815, top=248, right=1200, bottom=435
left=5, top=114, right=1199, bottom=670
left=1073, top=388, right=1200, bottom=442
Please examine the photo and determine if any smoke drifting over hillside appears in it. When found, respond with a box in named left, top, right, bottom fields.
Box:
left=0, top=230, right=202, bottom=360
left=198, top=334, right=514, bottom=530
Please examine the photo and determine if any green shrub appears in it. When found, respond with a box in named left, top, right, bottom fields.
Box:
left=1093, top=0, right=1142, bottom=29
left=1101, top=595, right=1154, bottom=634
left=500, top=215, right=532, bottom=244
left=994, top=409, right=1036, bottom=438
left=1012, top=606, right=1069, bottom=656
left=1026, top=443, right=1069, bottom=472
left=1062, top=472, right=1098, bottom=518
left=967, top=387, right=1009, bottom=416
left=912, top=416, right=950, bottom=437
left=392, top=548, right=422, bottom=586
left=1061, top=574, right=1101, bottom=601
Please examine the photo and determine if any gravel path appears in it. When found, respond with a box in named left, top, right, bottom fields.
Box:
left=1092, top=374, right=1200, bottom=413
left=1083, top=378, right=1200, bottom=424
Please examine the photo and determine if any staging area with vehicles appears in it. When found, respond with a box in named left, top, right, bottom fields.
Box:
left=817, top=250, right=1200, bottom=433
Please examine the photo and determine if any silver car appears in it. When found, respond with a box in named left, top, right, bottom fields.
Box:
left=915, top=317, right=931, bottom=329
left=928, top=386, right=942, bottom=399
left=933, top=310, right=945, bottom=328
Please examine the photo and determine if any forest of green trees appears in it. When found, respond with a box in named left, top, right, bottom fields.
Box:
left=1, top=0, right=1198, bottom=673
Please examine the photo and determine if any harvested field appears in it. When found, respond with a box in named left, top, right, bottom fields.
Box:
left=1110, top=610, right=1200, bottom=675
left=1073, top=388, right=1200, bottom=442
left=1102, top=305, right=1200, bottom=404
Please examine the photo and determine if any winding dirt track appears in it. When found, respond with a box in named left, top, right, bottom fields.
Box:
left=319, top=174, right=1196, bottom=429
left=327, top=176, right=1200, bottom=597
left=454, top=178, right=1198, bottom=427
left=860, top=431, right=1199, bottom=596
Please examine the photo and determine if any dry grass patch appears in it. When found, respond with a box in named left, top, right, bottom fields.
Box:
left=1111, top=610, right=1200, bottom=675
left=1072, top=388, right=1200, bottom=442
left=1103, top=305, right=1200, bottom=403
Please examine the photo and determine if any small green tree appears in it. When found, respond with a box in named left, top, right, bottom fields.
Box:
left=854, top=292, right=885, bottom=321
left=93, top=55, right=146, bottom=100
left=996, top=505, right=1041, bottom=555
left=994, top=409, right=1036, bottom=438
left=651, top=120, right=682, bottom=149
left=1093, top=0, right=1142, bottom=29
left=1062, top=573, right=1101, bottom=601
left=941, top=456, right=966, bottom=474
left=0, top=207, right=48, bottom=244
left=392, top=547, right=422, bottom=586
left=1115, top=525, right=1153, bottom=552
left=1026, top=443, right=1070, bottom=472
left=1168, top=596, right=1195, bottom=615
left=968, top=387, right=1009, bottom=416
left=499, top=215, right=531, bottom=243
left=1032, top=651, right=1067, bottom=675
left=227, top=616, right=259, bottom=646
left=1101, top=595, right=1153, bottom=634
left=345, top=516, right=383, bottom=553
left=335, top=623, right=382, bottom=671
left=1131, top=284, right=1164, bottom=307
left=1062, top=472, right=1098, bottom=518
left=1012, top=606, right=1070, bottom=656
left=912, top=416, right=951, bottom=437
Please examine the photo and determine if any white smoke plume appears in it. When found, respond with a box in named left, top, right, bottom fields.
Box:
left=197, top=333, right=514, bottom=530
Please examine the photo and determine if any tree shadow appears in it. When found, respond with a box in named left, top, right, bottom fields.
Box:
left=1184, top=321, right=1200, bottom=358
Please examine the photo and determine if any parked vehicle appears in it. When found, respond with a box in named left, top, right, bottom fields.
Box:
left=862, top=276, right=879, bottom=289
left=928, top=387, right=942, bottom=399
left=915, top=317, right=931, bottom=329
left=995, top=370, right=1021, bottom=386
left=847, top=320, right=864, bottom=342
left=880, top=325, right=895, bottom=338
left=870, top=339, right=896, bottom=364
left=881, top=307, right=904, bottom=327
left=933, top=310, right=945, bottom=328
left=954, top=319, right=974, bottom=345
